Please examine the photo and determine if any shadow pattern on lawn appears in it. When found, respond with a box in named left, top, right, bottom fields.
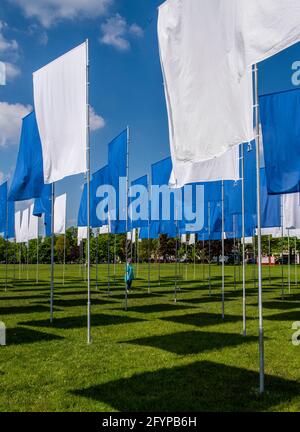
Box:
left=121, top=330, right=258, bottom=355
left=71, top=360, right=300, bottom=412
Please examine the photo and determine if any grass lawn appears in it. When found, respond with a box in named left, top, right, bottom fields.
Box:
left=0, top=262, right=300, bottom=412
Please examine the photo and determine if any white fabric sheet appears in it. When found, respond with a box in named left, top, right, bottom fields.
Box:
left=158, top=0, right=254, bottom=187
left=236, top=1, right=300, bottom=78
left=54, top=194, right=67, bottom=235
left=189, top=234, right=196, bottom=246
left=169, top=146, right=240, bottom=187
left=28, top=204, right=39, bottom=240
left=15, top=212, right=21, bottom=244
left=100, top=225, right=110, bottom=235
left=20, top=208, right=29, bottom=244
left=158, top=0, right=300, bottom=187
left=78, top=226, right=88, bottom=246
left=283, top=193, right=300, bottom=229
left=33, top=43, right=87, bottom=184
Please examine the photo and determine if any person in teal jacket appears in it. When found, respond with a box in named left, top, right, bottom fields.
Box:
left=125, top=259, right=135, bottom=292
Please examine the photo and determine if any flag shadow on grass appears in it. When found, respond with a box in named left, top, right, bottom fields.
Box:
left=71, top=360, right=300, bottom=412
left=6, top=327, right=64, bottom=345
left=264, top=311, right=300, bottom=322
left=35, top=298, right=117, bottom=308
left=160, top=312, right=247, bottom=328
left=113, top=303, right=196, bottom=314
left=0, top=305, right=59, bottom=316
left=120, top=330, right=258, bottom=356
left=18, top=313, right=146, bottom=330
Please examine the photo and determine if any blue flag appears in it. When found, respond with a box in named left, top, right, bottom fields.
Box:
left=8, top=111, right=45, bottom=202
left=260, top=88, right=300, bottom=195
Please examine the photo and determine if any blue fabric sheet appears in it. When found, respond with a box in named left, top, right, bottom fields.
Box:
left=260, top=88, right=300, bottom=195
left=8, top=111, right=45, bottom=202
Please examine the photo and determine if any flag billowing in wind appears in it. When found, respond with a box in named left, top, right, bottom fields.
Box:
left=33, top=42, right=87, bottom=184
left=158, top=0, right=300, bottom=188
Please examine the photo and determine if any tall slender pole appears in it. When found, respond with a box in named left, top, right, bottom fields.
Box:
left=281, top=195, right=285, bottom=300
left=254, top=64, right=265, bottom=395
left=124, top=126, right=130, bottom=310
left=114, top=233, right=116, bottom=285
left=147, top=178, right=151, bottom=295
left=107, top=234, right=111, bottom=295
left=36, top=236, right=39, bottom=284
left=221, top=180, right=225, bottom=319
left=63, top=233, right=66, bottom=286
left=233, top=215, right=237, bottom=292
left=268, top=235, right=271, bottom=287
left=86, top=39, right=92, bottom=344
left=241, top=143, right=247, bottom=336
left=96, top=230, right=99, bottom=290
left=288, top=229, right=291, bottom=294
left=26, top=241, right=29, bottom=281
left=13, top=238, right=16, bottom=283
left=50, top=182, right=55, bottom=324
left=158, top=235, right=161, bottom=287
left=193, top=237, right=196, bottom=280
left=208, top=202, right=211, bottom=296
left=295, top=237, right=298, bottom=289
left=5, top=198, right=8, bottom=292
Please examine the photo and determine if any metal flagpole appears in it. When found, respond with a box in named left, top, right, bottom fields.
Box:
left=158, top=235, right=161, bottom=287
left=26, top=241, right=29, bottom=281
left=208, top=202, right=211, bottom=296
left=147, top=177, right=151, bottom=295
left=254, top=64, right=265, bottom=395
left=202, top=233, right=205, bottom=285
left=241, top=143, right=247, bottom=336
left=281, top=195, right=285, bottom=300
left=36, top=236, right=39, bottom=284
left=233, top=215, right=237, bottom=292
left=125, top=126, right=130, bottom=310
left=50, top=182, right=55, bottom=324
left=114, top=233, right=116, bottom=285
left=185, top=240, right=188, bottom=281
left=107, top=233, right=111, bottom=295
left=5, top=198, right=8, bottom=292
left=63, top=233, right=66, bottom=286
left=13, top=238, right=16, bottom=283
left=96, top=229, right=99, bottom=290
left=288, top=229, right=291, bottom=294
left=19, top=243, right=21, bottom=280
left=174, top=221, right=178, bottom=304
left=295, top=237, right=298, bottom=288
left=253, top=233, right=256, bottom=289
left=193, top=236, right=196, bottom=280
left=221, top=180, right=225, bottom=319
left=86, top=39, right=92, bottom=344
left=268, top=235, right=271, bottom=287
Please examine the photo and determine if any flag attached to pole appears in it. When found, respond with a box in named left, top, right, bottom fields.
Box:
left=33, top=43, right=87, bottom=184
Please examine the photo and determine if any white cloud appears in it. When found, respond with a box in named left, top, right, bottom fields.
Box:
left=9, top=0, right=113, bottom=28
left=5, top=62, right=21, bottom=81
left=0, top=21, right=19, bottom=54
left=0, top=102, right=32, bottom=147
left=100, top=14, right=144, bottom=51
left=90, top=106, right=105, bottom=131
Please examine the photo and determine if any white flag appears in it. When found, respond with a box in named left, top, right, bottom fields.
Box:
left=158, top=0, right=254, bottom=187
left=54, top=194, right=67, bottom=235
left=100, top=225, right=110, bottom=235
left=189, top=234, right=196, bottom=246
left=28, top=204, right=39, bottom=241
left=78, top=226, right=88, bottom=246
left=132, top=229, right=136, bottom=244
left=20, top=208, right=29, bottom=244
left=236, top=1, right=300, bottom=78
left=158, top=0, right=300, bottom=188
left=181, top=234, right=187, bottom=244
left=33, top=43, right=87, bottom=184
left=15, top=211, right=21, bottom=243
left=283, top=193, right=300, bottom=230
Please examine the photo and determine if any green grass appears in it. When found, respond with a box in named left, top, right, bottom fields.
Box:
left=0, top=262, right=300, bottom=412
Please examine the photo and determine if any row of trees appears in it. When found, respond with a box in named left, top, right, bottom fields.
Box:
left=0, top=228, right=299, bottom=264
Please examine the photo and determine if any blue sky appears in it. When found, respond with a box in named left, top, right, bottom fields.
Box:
left=1, top=0, right=300, bottom=226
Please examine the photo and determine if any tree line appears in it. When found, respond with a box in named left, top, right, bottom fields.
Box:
left=0, top=228, right=298, bottom=264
